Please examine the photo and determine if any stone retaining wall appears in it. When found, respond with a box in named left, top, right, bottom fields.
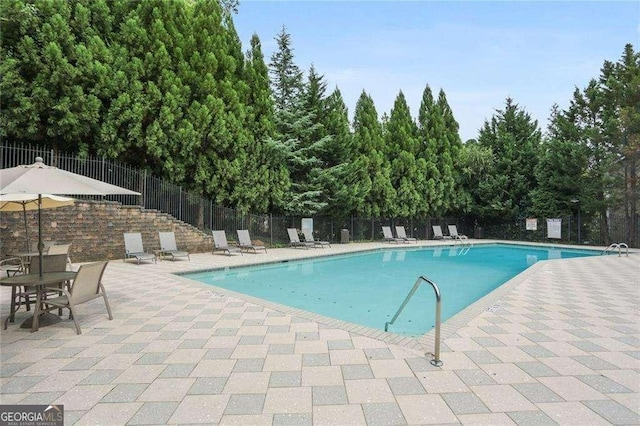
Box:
left=0, top=200, right=213, bottom=262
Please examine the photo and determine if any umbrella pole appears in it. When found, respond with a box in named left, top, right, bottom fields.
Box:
left=22, top=204, right=30, bottom=252
left=38, top=194, right=43, bottom=278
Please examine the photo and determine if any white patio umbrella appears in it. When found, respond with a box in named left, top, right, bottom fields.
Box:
left=0, top=194, right=74, bottom=252
left=1, top=157, right=140, bottom=276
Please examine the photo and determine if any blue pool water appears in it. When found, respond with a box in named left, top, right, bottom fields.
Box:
left=185, top=244, right=598, bottom=335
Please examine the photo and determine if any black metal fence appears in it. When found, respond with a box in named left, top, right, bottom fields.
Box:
left=2, top=142, right=637, bottom=247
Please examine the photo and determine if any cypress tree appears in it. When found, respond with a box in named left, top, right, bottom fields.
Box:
left=352, top=91, right=395, bottom=217
left=244, top=34, right=284, bottom=213
left=1, top=0, right=114, bottom=155
left=417, top=85, right=444, bottom=215
left=436, top=90, right=464, bottom=213
left=318, top=88, right=367, bottom=218
left=386, top=91, right=422, bottom=217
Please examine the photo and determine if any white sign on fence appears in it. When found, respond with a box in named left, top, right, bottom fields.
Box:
left=301, top=218, right=313, bottom=232
left=547, top=218, right=562, bottom=239
left=526, top=218, right=538, bottom=231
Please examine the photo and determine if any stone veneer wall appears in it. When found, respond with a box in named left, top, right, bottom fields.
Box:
left=0, top=200, right=213, bottom=262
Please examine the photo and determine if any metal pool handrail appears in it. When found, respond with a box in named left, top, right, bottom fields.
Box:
left=602, top=243, right=629, bottom=257
left=385, top=276, right=443, bottom=366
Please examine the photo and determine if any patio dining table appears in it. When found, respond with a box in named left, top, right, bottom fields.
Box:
left=1, top=271, right=76, bottom=332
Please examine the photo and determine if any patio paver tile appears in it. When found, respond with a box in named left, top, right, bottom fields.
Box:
left=137, top=378, right=194, bottom=401
left=538, top=376, right=607, bottom=401
left=74, top=402, right=142, bottom=426
left=537, top=401, right=611, bottom=425
left=312, top=405, right=366, bottom=425
left=344, top=379, right=395, bottom=404
left=222, top=372, right=270, bottom=394
left=168, top=394, right=230, bottom=424
left=396, top=394, right=458, bottom=424
left=127, top=401, right=178, bottom=425
left=263, top=387, right=312, bottom=414
left=469, top=385, right=537, bottom=412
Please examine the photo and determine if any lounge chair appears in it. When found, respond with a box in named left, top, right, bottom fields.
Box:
left=212, top=230, right=242, bottom=255
left=432, top=225, right=451, bottom=240
left=42, top=260, right=112, bottom=334
left=301, top=228, right=331, bottom=248
left=123, top=233, right=157, bottom=264
left=448, top=225, right=468, bottom=240
left=159, top=232, right=190, bottom=261
left=381, top=226, right=404, bottom=243
left=395, top=226, right=417, bottom=243
left=237, top=230, right=267, bottom=254
left=287, top=228, right=315, bottom=249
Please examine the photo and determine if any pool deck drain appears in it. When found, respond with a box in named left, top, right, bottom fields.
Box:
left=1, top=240, right=638, bottom=425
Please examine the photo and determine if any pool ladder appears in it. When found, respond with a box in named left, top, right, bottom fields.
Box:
left=385, top=276, right=443, bottom=366
left=602, top=243, right=629, bottom=257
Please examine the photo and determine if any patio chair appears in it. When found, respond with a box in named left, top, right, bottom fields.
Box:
left=301, top=228, right=331, bottom=248
left=432, top=225, right=452, bottom=240
left=123, top=233, right=157, bottom=264
left=29, top=253, right=68, bottom=275
left=448, top=225, right=468, bottom=240
left=0, top=257, right=29, bottom=312
left=158, top=232, right=190, bottom=261
left=42, top=260, right=112, bottom=335
left=29, top=253, right=74, bottom=313
left=47, top=243, right=74, bottom=271
left=212, top=230, right=242, bottom=256
left=0, top=257, right=25, bottom=278
left=381, top=226, right=404, bottom=243
left=395, top=226, right=417, bottom=243
left=237, top=230, right=267, bottom=254
left=287, top=228, right=315, bottom=249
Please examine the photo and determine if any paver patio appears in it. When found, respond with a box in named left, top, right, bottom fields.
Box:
left=1, top=240, right=638, bottom=425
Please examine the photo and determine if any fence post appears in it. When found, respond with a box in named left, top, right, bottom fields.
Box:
left=140, top=170, right=146, bottom=208
left=270, top=213, right=273, bottom=247
left=371, top=218, right=374, bottom=241
left=179, top=186, right=182, bottom=221
left=351, top=216, right=354, bottom=241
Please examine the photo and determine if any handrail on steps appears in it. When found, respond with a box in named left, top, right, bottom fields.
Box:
left=602, top=243, right=629, bottom=257
left=385, top=276, right=443, bottom=366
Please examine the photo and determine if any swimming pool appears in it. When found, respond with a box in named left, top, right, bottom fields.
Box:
left=185, top=244, right=598, bottom=335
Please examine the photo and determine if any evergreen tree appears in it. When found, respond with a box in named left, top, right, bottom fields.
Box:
left=386, top=91, right=423, bottom=217
left=244, top=34, right=285, bottom=212
left=99, top=0, right=191, bottom=176
left=529, top=105, right=585, bottom=218
left=351, top=91, right=395, bottom=217
left=268, top=28, right=327, bottom=215
left=458, top=140, right=494, bottom=214
left=1, top=0, right=114, bottom=155
left=417, top=85, right=444, bottom=215
left=269, top=26, right=303, bottom=112
left=475, top=98, right=541, bottom=220
left=600, top=44, right=639, bottom=245
left=436, top=89, right=464, bottom=213
left=318, top=88, right=365, bottom=218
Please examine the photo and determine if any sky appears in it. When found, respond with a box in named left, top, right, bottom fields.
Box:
left=233, top=1, right=638, bottom=142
